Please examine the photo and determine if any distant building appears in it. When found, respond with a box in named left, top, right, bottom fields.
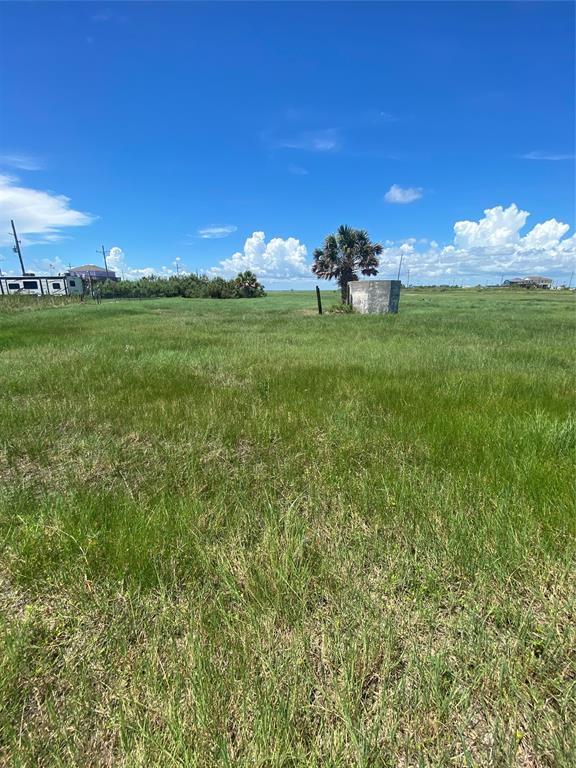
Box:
left=503, top=276, right=552, bottom=289
left=70, top=264, right=118, bottom=282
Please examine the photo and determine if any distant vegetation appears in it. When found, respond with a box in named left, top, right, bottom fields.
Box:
left=98, top=270, right=265, bottom=299
left=312, top=224, right=383, bottom=302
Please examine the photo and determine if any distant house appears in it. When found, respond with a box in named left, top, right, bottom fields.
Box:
left=503, top=276, right=552, bottom=289
left=70, top=264, right=118, bottom=282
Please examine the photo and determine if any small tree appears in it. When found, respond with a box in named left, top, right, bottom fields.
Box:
left=233, top=271, right=265, bottom=298
left=312, top=225, right=382, bottom=303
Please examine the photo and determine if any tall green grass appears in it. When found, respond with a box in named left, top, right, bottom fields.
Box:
left=0, top=294, right=81, bottom=313
left=1, top=290, right=574, bottom=766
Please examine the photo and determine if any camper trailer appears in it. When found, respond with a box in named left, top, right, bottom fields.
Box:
left=0, top=274, right=84, bottom=296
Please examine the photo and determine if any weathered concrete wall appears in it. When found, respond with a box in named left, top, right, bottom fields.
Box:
left=348, top=280, right=401, bottom=314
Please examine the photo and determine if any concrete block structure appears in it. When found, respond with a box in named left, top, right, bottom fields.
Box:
left=348, top=280, right=401, bottom=314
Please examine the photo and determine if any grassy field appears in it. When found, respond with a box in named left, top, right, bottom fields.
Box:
left=1, top=289, right=574, bottom=767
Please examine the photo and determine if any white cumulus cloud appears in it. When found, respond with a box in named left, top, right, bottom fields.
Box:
left=211, top=231, right=309, bottom=280
left=105, top=246, right=176, bottom=280
left=107, top=246, right=126, bottom=273
left=384, top=184, right=423, bottom=204
left=378, top=204, right=576, bottom=283
left=454, top=204, right=528, bottom=248
left=0, top=173, right=94, bottom=246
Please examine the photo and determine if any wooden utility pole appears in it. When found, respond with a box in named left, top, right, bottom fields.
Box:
left=99, top=245, right=110, bottom=278
left=10, top=220, right=26, bottom=274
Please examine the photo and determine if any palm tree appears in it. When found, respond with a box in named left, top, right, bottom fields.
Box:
left=312, top=225, right=383, bottom=303
left=234, top=270, right=265, bottom=297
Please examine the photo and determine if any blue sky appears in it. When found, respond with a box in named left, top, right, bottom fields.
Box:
left=0, top=1, right=574, bottom=286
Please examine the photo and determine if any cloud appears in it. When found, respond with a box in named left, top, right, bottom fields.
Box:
left=197, top=225, right=237, bottom=239
left=384, top=184, right=423, bottom=204
left=91, top=11, right=126, bottom=23
left=206, top=205, right=574, bottom=286
left=210, top=231, right=308, bottom=280
left=521, top=151, right=575, bottom=161
left=0, top=154, right=43, bottom=171
left=106, top=246, right=176, bottom=280
left=378, top=204, right=576, bottom=283
left=0, top=174, right=95, bottom=246
left=107, top=246, right=125, bottom=272
left=16, top=254, right=67, bottom=275
left=454, top=203, right=528, bottom=248
left=272, top=129, right=341, bottom=152
left=288, top=164, right=309, bottom=176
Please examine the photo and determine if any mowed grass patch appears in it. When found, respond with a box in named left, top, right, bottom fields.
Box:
left=0, top=289, right=575, bottom=766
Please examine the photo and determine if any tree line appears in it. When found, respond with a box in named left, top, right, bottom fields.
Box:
left=96, top=270, right=265, bottom=299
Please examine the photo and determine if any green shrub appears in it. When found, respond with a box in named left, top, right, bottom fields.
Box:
left=97, top=271, right=265, bottom=300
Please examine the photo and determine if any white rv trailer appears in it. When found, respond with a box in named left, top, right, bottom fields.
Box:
left=0, top=275, right=84, bottom=296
